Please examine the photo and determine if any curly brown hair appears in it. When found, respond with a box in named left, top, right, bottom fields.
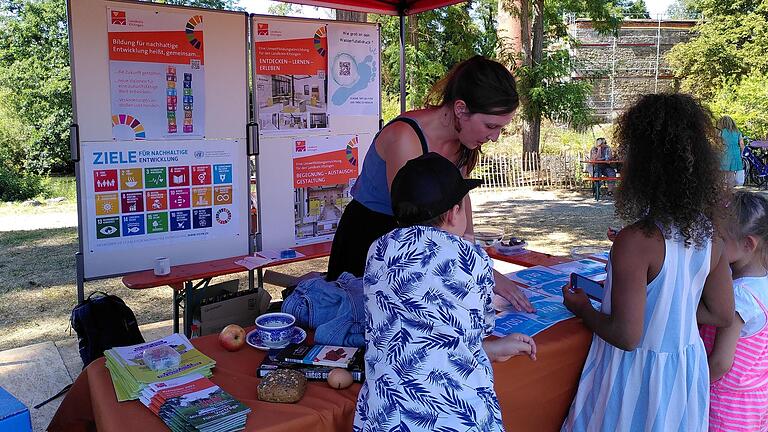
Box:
left=614, top=93, right=727, bottom=247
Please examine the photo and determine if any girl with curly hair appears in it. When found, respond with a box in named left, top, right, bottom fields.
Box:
left=561, top=93, right=734, bottom=431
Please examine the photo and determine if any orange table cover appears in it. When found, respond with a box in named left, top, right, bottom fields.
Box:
left=49, top=320, right=591, bottom=432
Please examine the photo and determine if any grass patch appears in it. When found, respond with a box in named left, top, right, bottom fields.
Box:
left=0, top=227, right=78, bottom=291
left=43, top=176, right=77, bottom=200
left=0, top=175, right=77, bottom=216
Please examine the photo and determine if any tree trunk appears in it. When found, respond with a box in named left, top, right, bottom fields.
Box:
left=335, top=10, right=367, bottom=22
left=408, top=14, right=418, bottom=109
left=522, top=0, right=543, bottom=156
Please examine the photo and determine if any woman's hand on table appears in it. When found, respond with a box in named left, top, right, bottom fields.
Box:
left=483, top=333, right=537, bottom=362
left=493, top=271, right=535, bottom=313
left=562, top=283, right=593, bottom=317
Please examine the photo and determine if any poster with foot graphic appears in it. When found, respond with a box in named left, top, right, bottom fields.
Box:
left=253, top=18, right=329, bottom=134
left=326, top=24, right=379, bottom=116
left=108, top=7, right=205, bottom=140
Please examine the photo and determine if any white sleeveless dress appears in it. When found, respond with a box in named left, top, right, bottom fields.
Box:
left=562, top=228, right=712, bottom=431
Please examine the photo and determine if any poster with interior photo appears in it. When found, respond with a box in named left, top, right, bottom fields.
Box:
left=292, top=135, right=359, bottom=244
left=253, top=18, right=329, bottom=134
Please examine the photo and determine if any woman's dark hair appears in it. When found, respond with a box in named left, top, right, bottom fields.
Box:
left=426, top=55, right=519, bottom=174
left=614, top=93, right=727, bottom=247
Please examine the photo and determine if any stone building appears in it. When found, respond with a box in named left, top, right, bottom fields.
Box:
left=568, top=18, right=697, bottom=121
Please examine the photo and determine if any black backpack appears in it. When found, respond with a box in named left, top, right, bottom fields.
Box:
left=70, top=291, right=144, bottom=368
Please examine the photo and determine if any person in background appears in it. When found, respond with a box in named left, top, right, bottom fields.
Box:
left=700, top=191, right=768, bottom=431
left=588, top=137, right=617, bottom=195
left=589, top=137, right=615, bottom=177
left=717, top=115, right=745, bottom=187
left=561, top=93, right=733, bottom=431
left=326, top=55, right=534, bottom=312
left=354, top=153, right=536, bottom=432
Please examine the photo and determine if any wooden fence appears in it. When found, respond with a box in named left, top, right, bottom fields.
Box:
left=471, top=151, right=588, bottom=190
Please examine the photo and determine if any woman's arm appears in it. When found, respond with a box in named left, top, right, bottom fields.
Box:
left=562, top=227, right=651, bottom=350
left=380, top=122, right=429, bottom=190
left=697, top=237, right=735, bottom=327
left=707, top=314, right=744, bottom=382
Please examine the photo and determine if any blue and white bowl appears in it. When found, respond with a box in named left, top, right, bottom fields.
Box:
left=255, top=312, right=296, bottom=348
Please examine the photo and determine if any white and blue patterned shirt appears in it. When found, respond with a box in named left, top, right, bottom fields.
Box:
left=353, top=226, right=504, bottom=432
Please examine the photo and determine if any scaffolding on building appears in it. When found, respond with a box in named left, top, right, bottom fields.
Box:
left=566, top=14, right=698, bottom=120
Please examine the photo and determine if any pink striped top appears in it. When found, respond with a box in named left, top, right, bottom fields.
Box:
left=701, top=278, right=768, bottom=432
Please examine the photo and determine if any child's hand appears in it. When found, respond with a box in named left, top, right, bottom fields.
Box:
left=485, top=333, right=537, bottom=362
left=562, top=283, right=593, bottom=317
left=494, top=277, right=535, bottom=313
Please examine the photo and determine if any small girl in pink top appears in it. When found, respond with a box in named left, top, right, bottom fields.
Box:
left=701, top=191, right=768, bottom=431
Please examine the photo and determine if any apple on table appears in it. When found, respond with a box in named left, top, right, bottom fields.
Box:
left=218, top=324, right=246, bottom=351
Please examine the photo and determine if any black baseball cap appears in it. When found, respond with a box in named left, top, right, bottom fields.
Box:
left=391, top=152, right=483, bottom=225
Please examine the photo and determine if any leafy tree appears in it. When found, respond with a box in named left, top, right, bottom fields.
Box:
left=0, top=0, right=71, bottom=173
left=667, top=0, right=768, bottom=99
left=371, top=0, right=499, bottom=115
left=709, top=73, right=768, bottom=139
left=499, top=0, right=621, bottom=153
left=665, top=0, right=700, bottom=19
left=267, top=2, right=303, bottom=16
left=155, top=0, right=240, bottom=10
left=617, top=0, right=650, bottom=18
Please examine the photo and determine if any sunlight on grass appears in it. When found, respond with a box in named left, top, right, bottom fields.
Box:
left=0, top=227, right=77, bottom=249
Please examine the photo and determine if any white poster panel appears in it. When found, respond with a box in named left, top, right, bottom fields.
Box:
left=326, top=24, right=380, bottom=116
left=82, top=139, right=247, bottom=277
left=107, top=7, right=205, bottom=139
left=292, top=135, right=359, bottom=244
left=253, top=18, right=329, bottom=134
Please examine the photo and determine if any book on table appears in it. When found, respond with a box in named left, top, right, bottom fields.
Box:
left=276, top=343, right=360, bottom=368
left=258, top=349, right=364, bottom=382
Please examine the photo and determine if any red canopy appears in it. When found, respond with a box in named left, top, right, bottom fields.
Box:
left=279, top=0, right=465, bottom=15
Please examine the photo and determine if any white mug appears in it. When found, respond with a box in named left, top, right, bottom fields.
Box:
left=154, top=257, right=171, bottom=276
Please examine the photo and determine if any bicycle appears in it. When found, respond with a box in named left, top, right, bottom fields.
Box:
left=741, top=139, right=768, bottom=188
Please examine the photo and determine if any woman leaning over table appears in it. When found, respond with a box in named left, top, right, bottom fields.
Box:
left=325, top=55, right=534, bottom=312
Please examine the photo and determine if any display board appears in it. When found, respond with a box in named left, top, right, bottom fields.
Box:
left=69, top=0, right=249, bottom=279
left=252, top=16, right=381, bottom=250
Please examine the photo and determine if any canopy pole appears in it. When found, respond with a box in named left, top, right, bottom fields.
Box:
left=399, top=14, right=406, bottom=113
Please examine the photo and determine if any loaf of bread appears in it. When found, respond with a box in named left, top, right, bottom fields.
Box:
left=257, top=369, right=307, bottom=403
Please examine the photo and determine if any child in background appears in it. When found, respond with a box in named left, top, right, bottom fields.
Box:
left=561, top=93, right=734, bottom=431
left=353, top=152, right=536, bottom=432
left=700, top=191, right=768, bottom=431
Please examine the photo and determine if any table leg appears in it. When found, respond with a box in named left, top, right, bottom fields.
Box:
left=184, top=281, right=193, bottom=337
left=172, top=290, right=180, bottom=334
left=595, top=180, right=602, bottom=201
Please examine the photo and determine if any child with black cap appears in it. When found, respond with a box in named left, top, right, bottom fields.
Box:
left=353, top=152, right=537, bottom=432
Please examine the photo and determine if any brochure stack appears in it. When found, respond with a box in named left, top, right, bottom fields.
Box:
left=139, top=373, right=250, bottom=432
left=104, top=334, right=216, bottom=402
